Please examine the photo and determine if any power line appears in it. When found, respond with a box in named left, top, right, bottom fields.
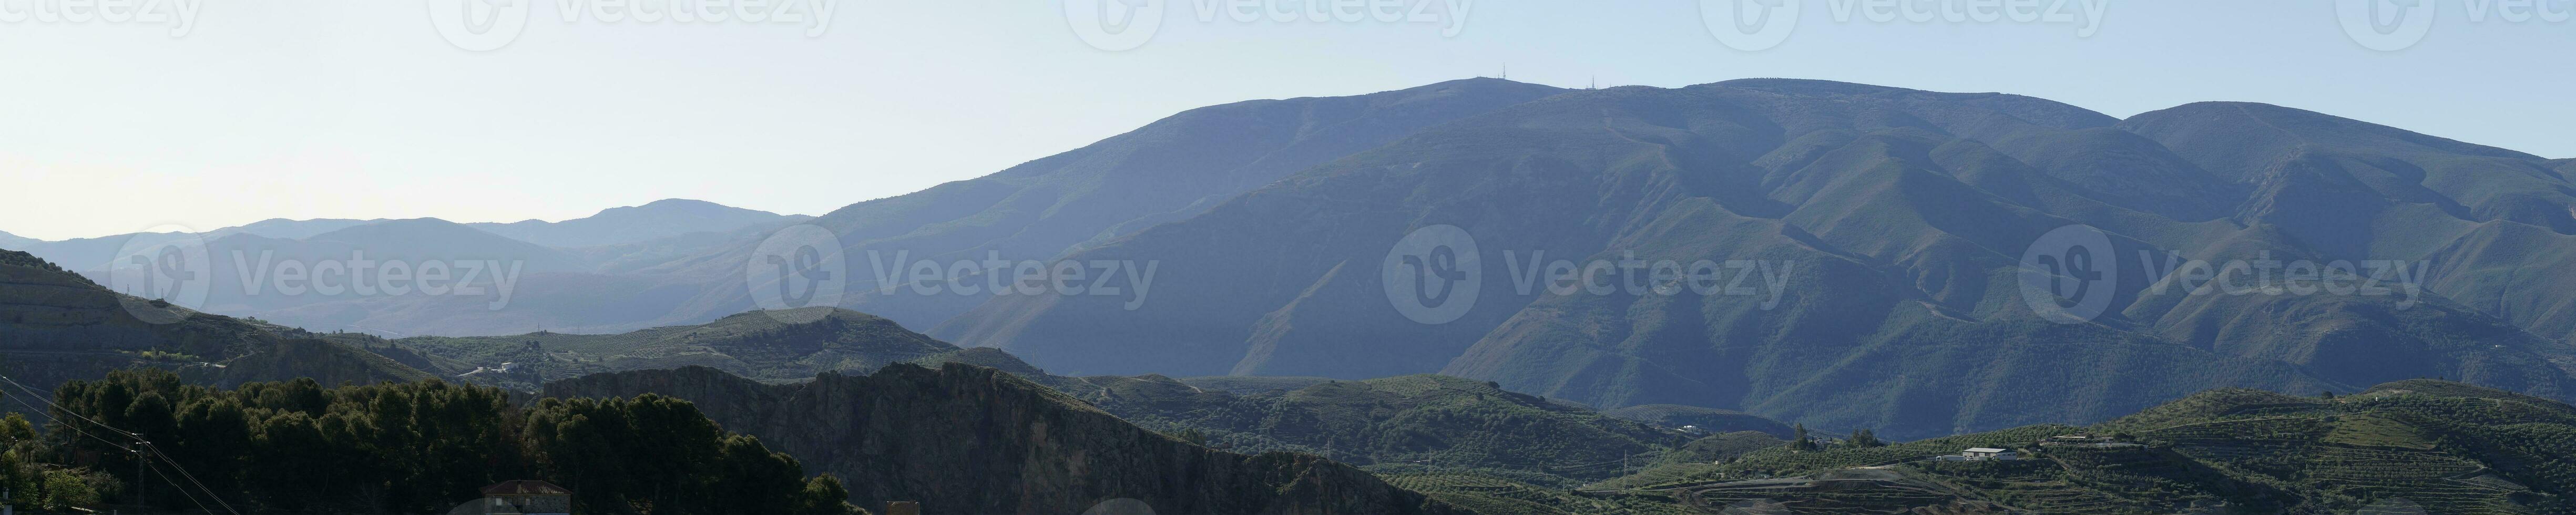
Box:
left=145, top=441, right=241, bottom=515
left=0, top=374, right=239, bottom=515
left=144, top=455, right=217, bottom=515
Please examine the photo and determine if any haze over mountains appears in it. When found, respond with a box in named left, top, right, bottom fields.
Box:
left=8, top=78, right=2575, bottom=442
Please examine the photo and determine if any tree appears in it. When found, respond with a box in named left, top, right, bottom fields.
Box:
left=1847, top=428, right=1882, bottom=448
left=1790, top=423, right=1816, bottom=451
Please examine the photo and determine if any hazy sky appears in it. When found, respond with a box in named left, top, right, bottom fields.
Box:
left=2, top=0, right=2568, bottom=240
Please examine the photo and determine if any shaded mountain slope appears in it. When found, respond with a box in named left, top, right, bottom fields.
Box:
left=938, top=79, right=2576, bottom=439
left=543, top=363, right=1461, bottom=514
left=0, top=249, right=431, bottom=406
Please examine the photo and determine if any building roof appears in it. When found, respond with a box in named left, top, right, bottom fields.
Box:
left=481, top=480, right=570, bottom=497
left=1962, top=448, right=2009, bottom=454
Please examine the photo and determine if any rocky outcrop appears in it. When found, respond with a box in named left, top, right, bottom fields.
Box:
left=545, top=364, right=1461, bottom=514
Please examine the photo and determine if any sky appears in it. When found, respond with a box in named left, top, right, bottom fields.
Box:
left=1, top=0, right=2569, bottom=241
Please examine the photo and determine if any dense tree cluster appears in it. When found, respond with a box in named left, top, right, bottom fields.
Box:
left=29, top=368, right=854, bottom=514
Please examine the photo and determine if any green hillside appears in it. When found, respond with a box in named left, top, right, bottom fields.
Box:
left=15, top=368, right=850, bottom=514
left=0, top=249, right=431, bottom=406
left=1061, top=374, right=1695, bottom=486
left=543, top=364, right=1463, bottom=514
left=1575, top=378, right=2575, bottom=514
left=392, top=307, right=959, bottom=388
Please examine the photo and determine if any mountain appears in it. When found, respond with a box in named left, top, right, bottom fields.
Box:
left=467, top=199, right=807, bottom=248
left=543, top=363, right=1464, bottom=514
left=938, top=79, right=2576, bottom=440
left=0, top=230, right=36, bottom=249
left=1588, top=379, right=2576, bottom=514
left=207, top=218, right=386, bottom=240
left=294, top=79, right=1575, bottom=338
left=0, top=248, right=431, bottom=406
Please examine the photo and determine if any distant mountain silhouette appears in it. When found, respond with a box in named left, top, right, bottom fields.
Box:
left=467, top=198, right=807, bottom=248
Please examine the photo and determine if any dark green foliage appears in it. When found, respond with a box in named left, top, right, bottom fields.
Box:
left=1847, top=428, right=1883, bottom=448
left=1069, top=374, right=1683, bottom=485
left=40, top=368, right=852, bottom=514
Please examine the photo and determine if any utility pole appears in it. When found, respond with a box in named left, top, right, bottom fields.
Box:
left=132, top=435, right=146, bottom=508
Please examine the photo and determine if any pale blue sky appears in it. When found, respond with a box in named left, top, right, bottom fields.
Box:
left=2, top=0, right=2568, bottom=240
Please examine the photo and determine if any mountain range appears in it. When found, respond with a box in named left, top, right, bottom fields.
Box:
left=934, top=79, right=2576, bottom=438
left=12, top=78, right=2576, bottom=442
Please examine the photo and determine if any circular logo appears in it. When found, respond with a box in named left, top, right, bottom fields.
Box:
left=2336, top=0, right=2436, bottom=52
left=107, top=225, right=210, bottom=325
left=1065, top=0, right=1164, bottom=52
left=745, top=224, right=849, bottom=324
left=1382, top=224, right=1480, bottom=325
left=427, top=0, right=531, bottom=52
left=2019, top=224, right=2117, bottom=325
left=1082, top=498, right=1157, bottom=515
left=1700, top=0, right=1802, bottom=52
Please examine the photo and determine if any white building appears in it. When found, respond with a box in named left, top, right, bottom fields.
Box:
left=1960, top=447, right=2018, bottom=460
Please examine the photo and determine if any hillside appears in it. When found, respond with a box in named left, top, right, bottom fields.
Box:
left=392, top=307, right=962, bottom=389
left=1602, top=405, right=1796, bottom=438
left=938, top=79, right=2576, bottom=439
left=1051, top=373, right=1699, bottom=486
left=403, top=307, right=1710, bottom=487
left=0, top=248, right=431, bottom=407
left=28, top=368, right=850, bottom=514
left=543, top=363, right=1463, bottom=514
left=1576, top=379, right=2576, bottom=514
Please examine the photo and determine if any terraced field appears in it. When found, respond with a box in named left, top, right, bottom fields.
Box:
left=1566, top=380, right=2575, bottom=514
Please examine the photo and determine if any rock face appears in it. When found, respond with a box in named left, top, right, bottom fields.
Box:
left=545, top=364, right=1461, bottom=514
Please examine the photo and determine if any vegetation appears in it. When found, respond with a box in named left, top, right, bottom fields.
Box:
left=1576, top=379, right=2576, bottom=514
left=27, top=368, right=853, bottom=514
left=1067, top=374, right=1690, bottom=486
